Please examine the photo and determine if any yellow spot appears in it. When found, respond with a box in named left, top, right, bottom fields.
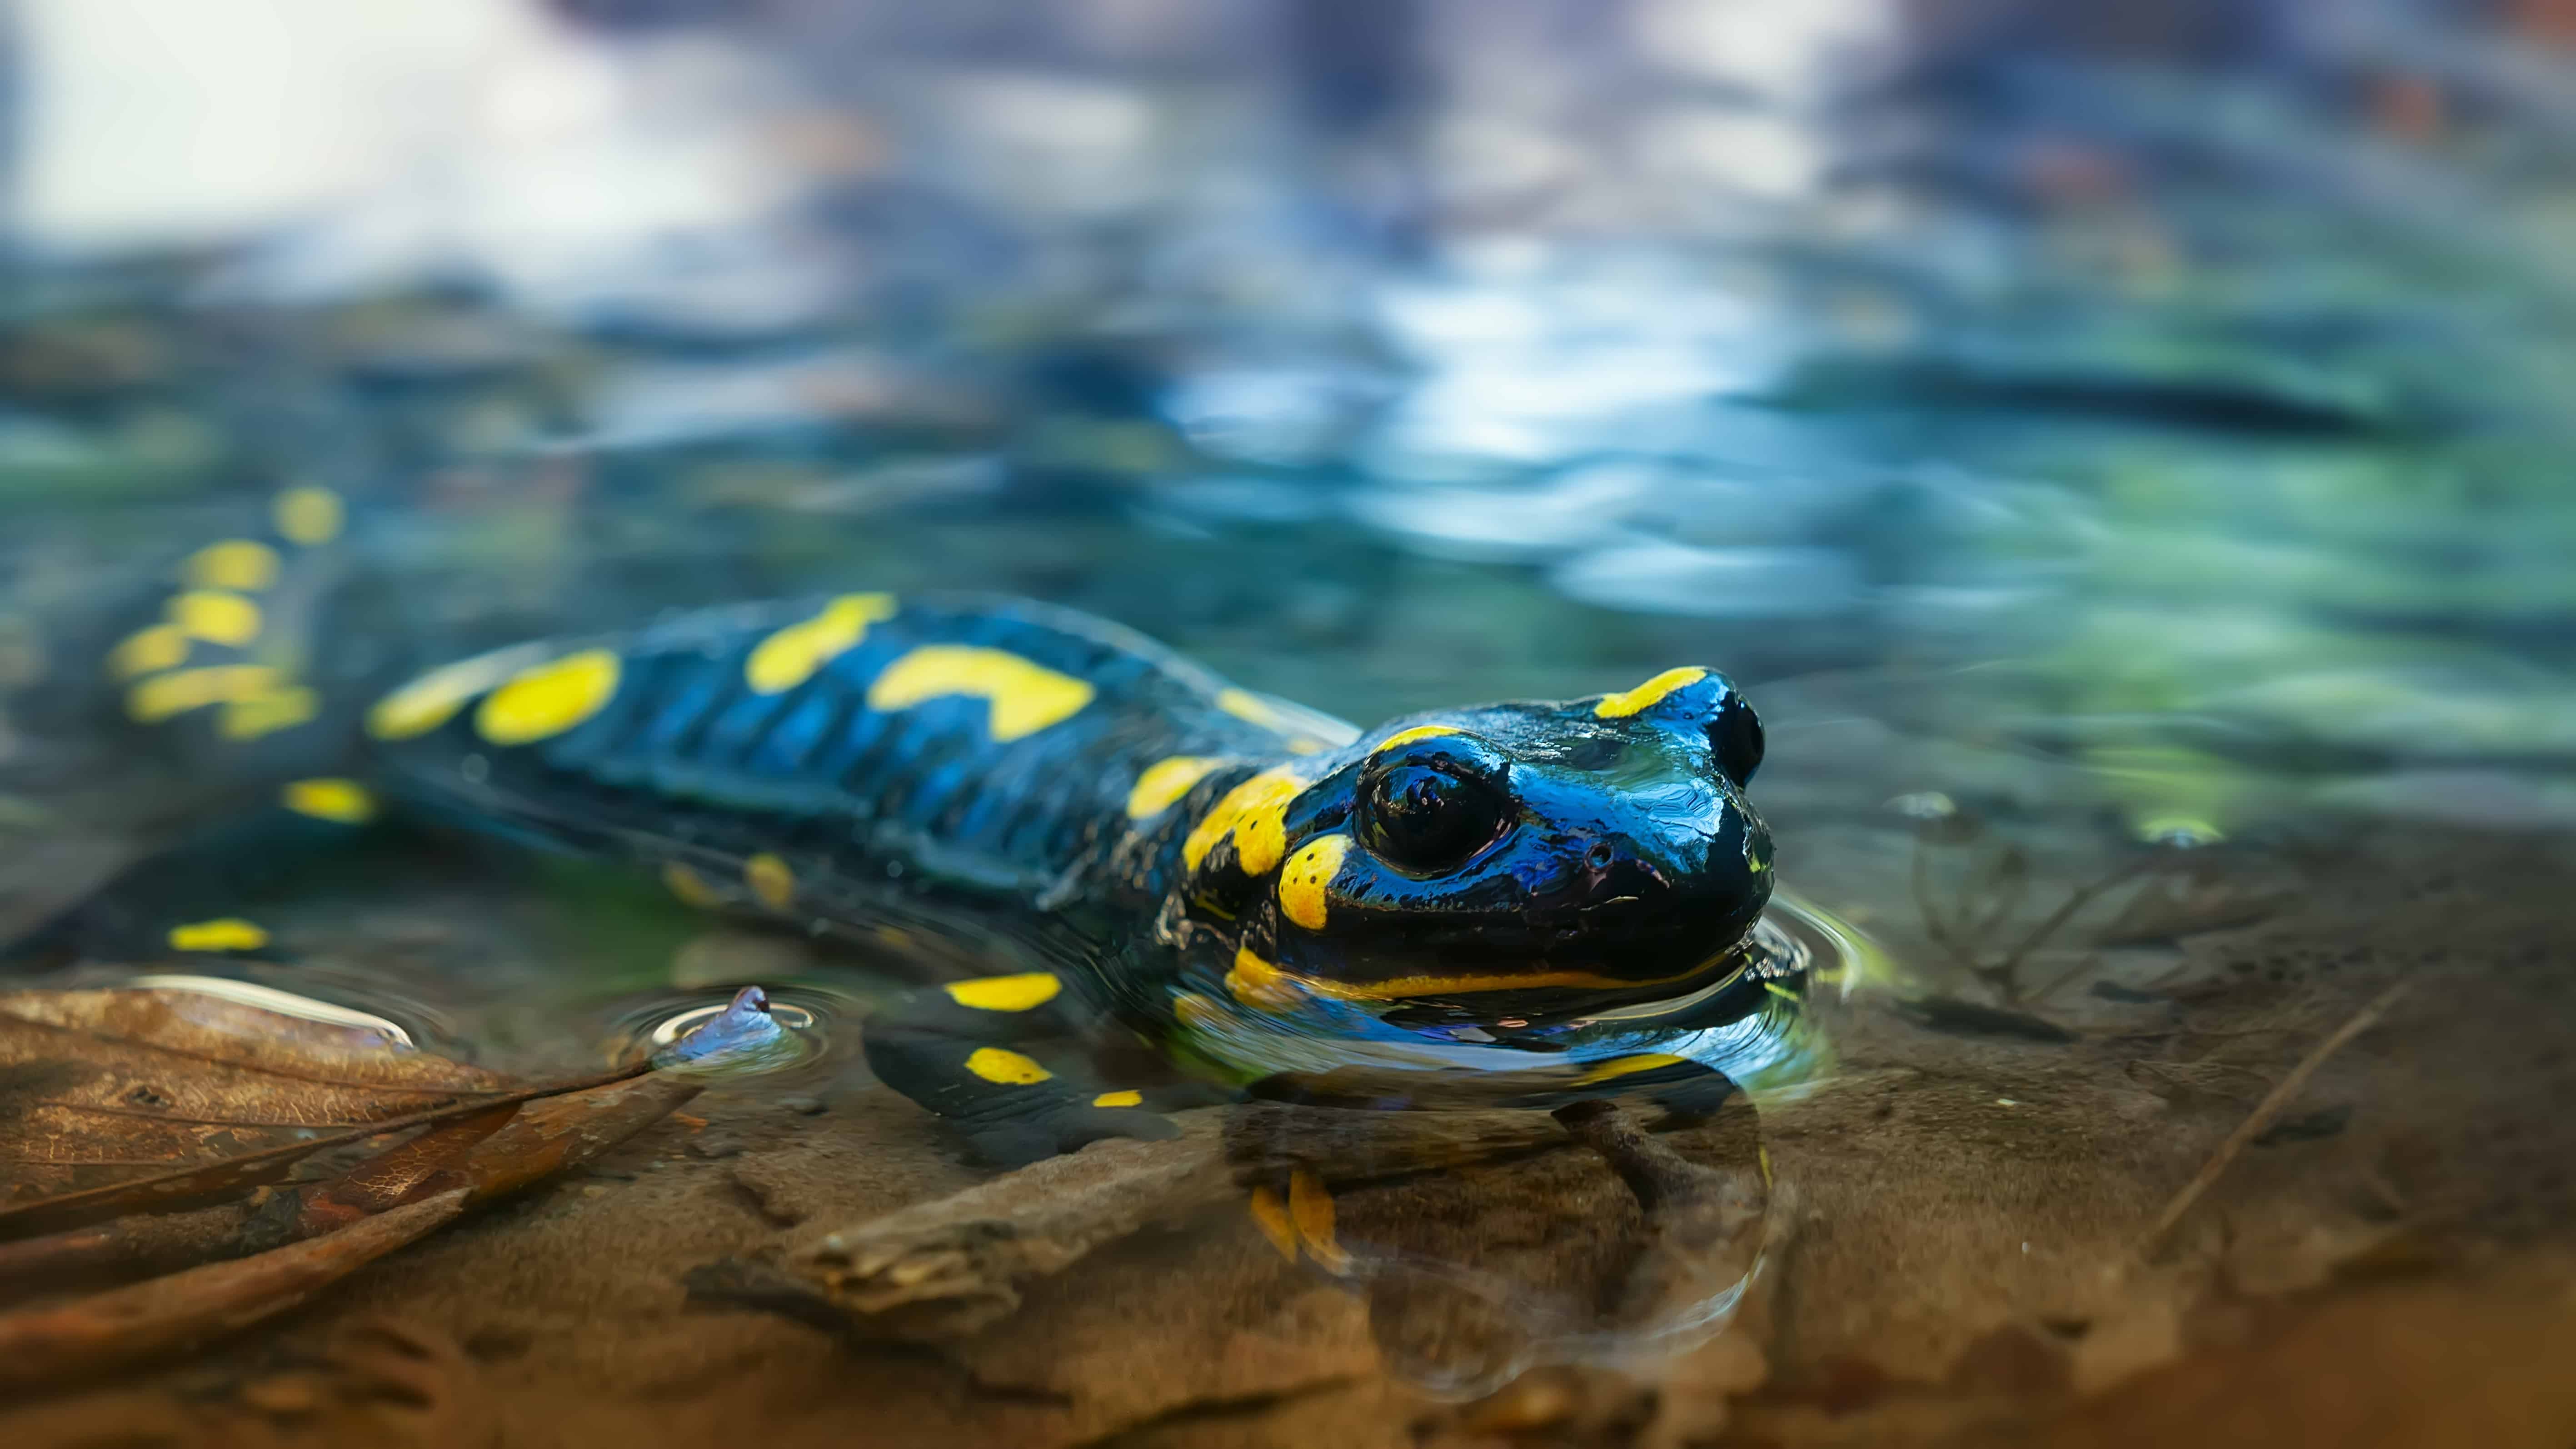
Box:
left=744, top=853, right=796, bottom=911
left=220, top=684, right=317, bottom=740
left=943, top=972, right=1062, bottom=1012
left=1125, top=755, right=1226, bottom=819
left=1248, top=1185, right=1298, bottom=1262
left=281, top=777, right=376, bottom=824
left=1278, top=834, right=1348, bottom=931
left=273, top=486, right=344, bottom=546
left=181, top=540, right=279, bottom=592
left=127, top=665, right=279, bottom=723
left=169, top=918, right=269, bottom=953
left=964, top=1047, right=1053, bottom=1085
left=1181, top=766, right=1304, bottom=874
left=663, top=862, right=723, bottom=908
left=365, top=646, right=546, bottom=742
left=169, top=590, right=261, bottom=647
left=1288, top=1168, right=1350, bottom=1274
left=475, top=649, right=621, bottom=747
left=1594, top=667, right=1708, bottom=719
left=1225, top=946, right=1303, bottom=1012
left=1574, top=1052, right=1690, bottom=1086
left=107, top=623, right=190, bottom=680
left=744, top=593, right=896, bottom=694
left=1373, top=724, right=1463, bottom=753
left=865, top=646, right=1096, bottom=742
left=1092, top=1089, right=1143, bottom=1109
left=1234, top=792, right=1298, bottom=876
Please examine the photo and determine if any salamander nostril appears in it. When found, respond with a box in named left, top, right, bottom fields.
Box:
left=1584, top=840, right=1616, bottom=871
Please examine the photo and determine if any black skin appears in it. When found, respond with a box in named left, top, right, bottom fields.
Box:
left=9, top=557, right=1782, bottom=1164
left=1134, top=676, right=1774, bottom=1025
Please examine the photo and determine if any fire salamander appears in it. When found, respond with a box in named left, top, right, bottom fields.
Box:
left=9, top=488, right=1796, bottom=1165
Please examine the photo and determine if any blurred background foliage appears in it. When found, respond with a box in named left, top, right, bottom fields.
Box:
left=2, top=0, right=2574, bottom=846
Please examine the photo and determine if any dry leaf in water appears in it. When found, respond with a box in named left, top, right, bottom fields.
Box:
left=0, top=979, right=736, bottom=1385
left=0, top=983, right=633, bottom=1235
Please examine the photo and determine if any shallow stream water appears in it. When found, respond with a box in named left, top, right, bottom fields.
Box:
left=3, top=4, right=2574, bottom=1445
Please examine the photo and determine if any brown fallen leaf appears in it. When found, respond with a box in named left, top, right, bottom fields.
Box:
left=0, top=980, right=727, bottom=1385
left=0, top=985, right=640, bottom=1237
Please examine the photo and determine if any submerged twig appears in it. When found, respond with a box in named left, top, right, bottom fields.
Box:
left=0, top=1189, right=469, bottom=1387
left=1976, top=858, right=2150, bottom=1004
left=2135, top=981, right=2409, bottom=1260
left=1910, top=834, right=1972, bottom=972
left=699, top=1102, right=1601, bottom=1341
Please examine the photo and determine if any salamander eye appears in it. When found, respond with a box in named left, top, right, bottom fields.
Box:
left=1712, top=694, right=1763, bottom=785
left=1358, top=762, right=1510, bottom=875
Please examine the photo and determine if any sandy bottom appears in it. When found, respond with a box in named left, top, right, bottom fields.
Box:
left=7, top=827, right=2576, bottom=1449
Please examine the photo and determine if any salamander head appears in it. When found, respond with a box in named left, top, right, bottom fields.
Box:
left=1181, top=667, right=1772, bottom=1026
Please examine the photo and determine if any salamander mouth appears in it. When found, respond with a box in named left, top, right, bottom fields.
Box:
left=1246, top=931, right=1764, bottom=1029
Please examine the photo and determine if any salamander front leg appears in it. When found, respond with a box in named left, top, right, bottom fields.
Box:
left=860, top=970, right=1191, bottom=1166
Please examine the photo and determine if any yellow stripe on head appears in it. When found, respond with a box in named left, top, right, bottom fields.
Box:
left=1180, top=766, right=1305, bottom=875
left=169, top=918, right=269, bottom=953
left=169, top=591, right=261, bottom=647
left=745, top=593, right=896, bottom=694
left=273, top=486, right=344, bottom=546
left=942, top=972, right=1061, bottom=1012
left=474, top=649, right=621, bottom=747
left=1372, top=724, right=1463, bottom=753
left=1594, top=667, right=1708, bottom=719
left=281, top=777, right=376, bottom=824
left=181, top=540, right=279, bottom=592
left=865, top=646, right=1096, bottom=742
left=1126, top=755, right=1227, bottom=819
left=1277, top=833, right=1348, bottom=931
left=1092, top=1089, right=1143, bottom=1109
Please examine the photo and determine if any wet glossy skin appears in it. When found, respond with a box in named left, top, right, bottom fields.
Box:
left=20, top=534, right=1785, bottom=1149
left=1148, top=672, right=1773, bottom=1031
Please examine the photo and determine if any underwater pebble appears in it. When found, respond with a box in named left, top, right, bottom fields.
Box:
left=777, top=1095, right=829, bottom=1115
left=688, top=1134, right=746, bottom=1160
